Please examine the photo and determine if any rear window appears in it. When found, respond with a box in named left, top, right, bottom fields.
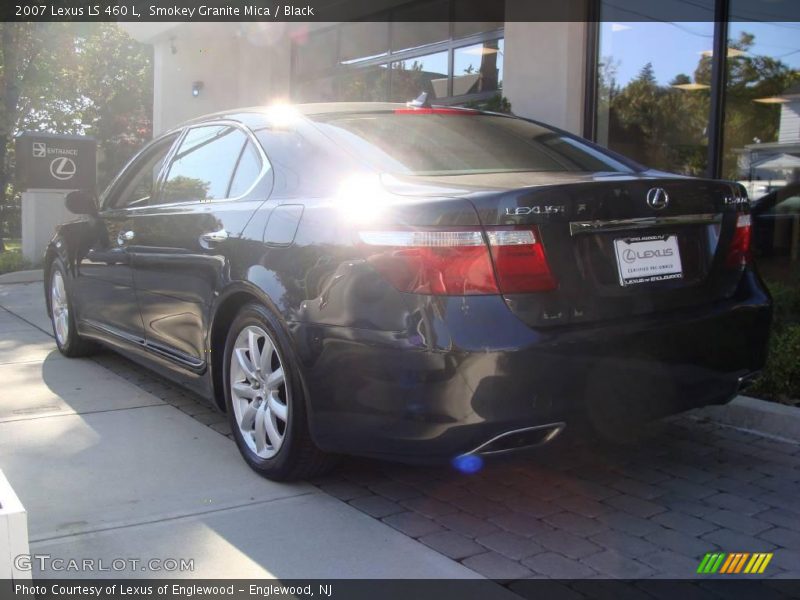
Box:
left=311, top=112, right=636, bottom=176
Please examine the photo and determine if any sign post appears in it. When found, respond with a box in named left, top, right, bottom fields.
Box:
left=14, top=133, right=96, bottom=262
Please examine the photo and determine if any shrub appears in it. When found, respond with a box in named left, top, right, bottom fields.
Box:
left=0, top=251, right=30, bottom=275
left=749, top=278, right=800, bottom=405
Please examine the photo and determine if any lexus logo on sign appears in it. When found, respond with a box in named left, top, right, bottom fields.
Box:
left=16, top=132, right=95, bottom=190
left=646, top=187, right=670, bottom=210
left=49, top=157, right=77, bottom=181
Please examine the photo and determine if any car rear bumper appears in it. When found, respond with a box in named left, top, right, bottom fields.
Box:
left=296, top=269, right=772, bottom=462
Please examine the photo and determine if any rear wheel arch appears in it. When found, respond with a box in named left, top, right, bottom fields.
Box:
left=208, top=284, right=302, bottom=413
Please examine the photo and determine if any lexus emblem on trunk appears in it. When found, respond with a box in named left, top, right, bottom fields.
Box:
left=646, top=187, right=669, bottom=210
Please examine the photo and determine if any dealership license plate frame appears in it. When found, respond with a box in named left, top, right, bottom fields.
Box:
left=613, top=234, right=684, bottom=286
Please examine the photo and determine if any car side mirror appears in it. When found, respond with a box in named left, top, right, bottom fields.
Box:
left=65, top=190, right=98, bottom=216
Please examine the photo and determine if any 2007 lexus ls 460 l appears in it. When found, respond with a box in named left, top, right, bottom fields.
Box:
left=45, top=102, right=772, bottom=480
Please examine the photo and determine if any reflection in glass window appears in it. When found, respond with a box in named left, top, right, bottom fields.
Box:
left=722, top=17, right=800, bottom=201
left=391, top=1, right=449, bottom=52
left=161, top=126, right=247, bottom=204
left=294, top=27, right=337, bottom=76
left=453, top=39, right=503, bottom=96
left=595, top=13, right=715, bottom=175
left=724, top=7, right=800, bottom=269
left=391, top=51, right=449, bottom=102
left=337, top=65, right=390, bottom=101
left=228, top=141, right=262, bottom=198
left=111, top=136, right=177, bottom=209
left=294, top=75, right=337, bottom=103
left=340, top=22, right=389, bottom=64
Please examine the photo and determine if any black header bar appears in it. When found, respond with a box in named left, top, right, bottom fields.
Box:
left=5, top=579, right=800, bottom=600
left=3, top=0, right=800, bottom=23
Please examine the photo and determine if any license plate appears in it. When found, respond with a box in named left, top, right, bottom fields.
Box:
left=614, top=235, right=683, bottom=286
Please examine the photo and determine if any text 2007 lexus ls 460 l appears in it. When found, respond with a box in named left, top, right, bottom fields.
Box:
left=45, top=102, right=771, bottom=480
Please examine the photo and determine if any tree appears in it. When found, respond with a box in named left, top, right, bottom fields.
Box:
left=0, top=23, right=152, bottom=237
left=721, top=31, right=800, bottom=178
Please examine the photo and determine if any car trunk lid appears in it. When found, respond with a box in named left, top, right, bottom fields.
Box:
left=383, top=172, right=748, bottom=328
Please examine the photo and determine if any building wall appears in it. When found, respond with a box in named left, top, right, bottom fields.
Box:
left=140, top=21, right=587, bottom=136
left=778, top=99, right=800, bottom=144
left=503, top=21, right=587, bottom=135
left=149, top=23, right=300, bottom=134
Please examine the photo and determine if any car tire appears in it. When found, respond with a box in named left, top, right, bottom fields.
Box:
left=48, top=258, right=96, bottom=357
left=223, top=302, right=336, bottom=481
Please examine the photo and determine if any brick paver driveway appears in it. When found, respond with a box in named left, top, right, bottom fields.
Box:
left=3, top=282, right=799, bottom=585
left=95, top=352, right=800, bottom=583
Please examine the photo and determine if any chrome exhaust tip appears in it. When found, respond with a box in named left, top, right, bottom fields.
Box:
left=465, top=422, right=566, bottom=457
left=737, top=371, right=762, bottom=392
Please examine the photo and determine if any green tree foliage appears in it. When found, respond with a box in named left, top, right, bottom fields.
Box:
left=161, top=175, right=211, bottom=204
left=598, top=31, right=799, bottom=178
left=602, top=61, right=710, bottom=175
left=0, top=23, right=152, bottom=236
left=721, top=32, right=800, bottom=179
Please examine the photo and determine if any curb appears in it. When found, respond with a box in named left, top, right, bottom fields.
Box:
left=694, top=395, right=800, bottom=444
left=0, top=269, right=43, bottom=284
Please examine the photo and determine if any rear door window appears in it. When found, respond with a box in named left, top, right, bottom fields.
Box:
left=159, top=125, right=247, bottom=204
left=228, top=140, right=262, bottom=198
left=105, top=134, right=178, bottom=210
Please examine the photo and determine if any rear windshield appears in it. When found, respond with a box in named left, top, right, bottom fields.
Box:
left=310, top=112, right=637, bottom=176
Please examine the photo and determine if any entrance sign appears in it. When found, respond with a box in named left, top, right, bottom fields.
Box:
left=15, top=132, right=96, bottom=191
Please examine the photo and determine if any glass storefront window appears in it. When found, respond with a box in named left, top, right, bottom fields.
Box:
left=340, top=22, right=389, bottom=64
left=595, top=14, right=715, bottom=175
left=294, top=27, right=337, bottom=77
left=453, top=39, right=503, bottom=96
left=722, top=19, right=800, bottom=196
left=390, top=1, right=449, bottom=52
left=291, top=5, right=505, bottom=106
left=723, top=6, right=800, bottom=271
left=390, top=51, right=449, bottom=102
left=337, top=65, right=390, bottom=101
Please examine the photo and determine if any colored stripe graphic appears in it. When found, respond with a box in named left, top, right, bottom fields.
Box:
left=734, top=553, right=749, bottom=573
left=699, top=552, right=773, bottom=575
left=697, top=553, right=714, bottom=574
left=757, top=553, right=773, bottom=574
left=710, top=553, right=725, bottom=573
left=720, top=553, right=737, bottom=573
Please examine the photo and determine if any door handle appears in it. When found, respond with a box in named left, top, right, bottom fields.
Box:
left=117, top=230, right=135, bottom=246
left=200, top=229, right=228, bottom=245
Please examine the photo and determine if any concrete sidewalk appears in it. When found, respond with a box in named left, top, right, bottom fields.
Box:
left=0, top=282, right=481, bottom=579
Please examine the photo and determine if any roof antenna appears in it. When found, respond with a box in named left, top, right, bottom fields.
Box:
left=407, top=91, right=431, bottom=108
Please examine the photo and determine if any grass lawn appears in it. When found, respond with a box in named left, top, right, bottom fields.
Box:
left=0, top=239, right=30, bottom=275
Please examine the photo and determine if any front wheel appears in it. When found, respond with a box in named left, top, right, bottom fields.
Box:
left=223, top=302, right=336, bottom=480
left=48, top=259, right=96, bottom=357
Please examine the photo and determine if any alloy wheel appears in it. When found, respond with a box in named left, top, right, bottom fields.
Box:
left=51, top=270, right=69, bottom=346
left=230, top=325, right=289, bottom=459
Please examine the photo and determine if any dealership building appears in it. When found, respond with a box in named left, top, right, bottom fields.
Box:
left=123, top=0, right=799, bottom=190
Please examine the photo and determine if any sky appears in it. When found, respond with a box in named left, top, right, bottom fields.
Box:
left=600, top=21, right=800, bottom=86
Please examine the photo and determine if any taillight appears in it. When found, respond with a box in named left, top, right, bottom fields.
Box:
left=487, top=227, right=558, bottom=293
left=359, top=230, right=498, bottom=295
left=358, top=226, right=557, bottom=295
left=726, top=213, right=752, bottom=268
